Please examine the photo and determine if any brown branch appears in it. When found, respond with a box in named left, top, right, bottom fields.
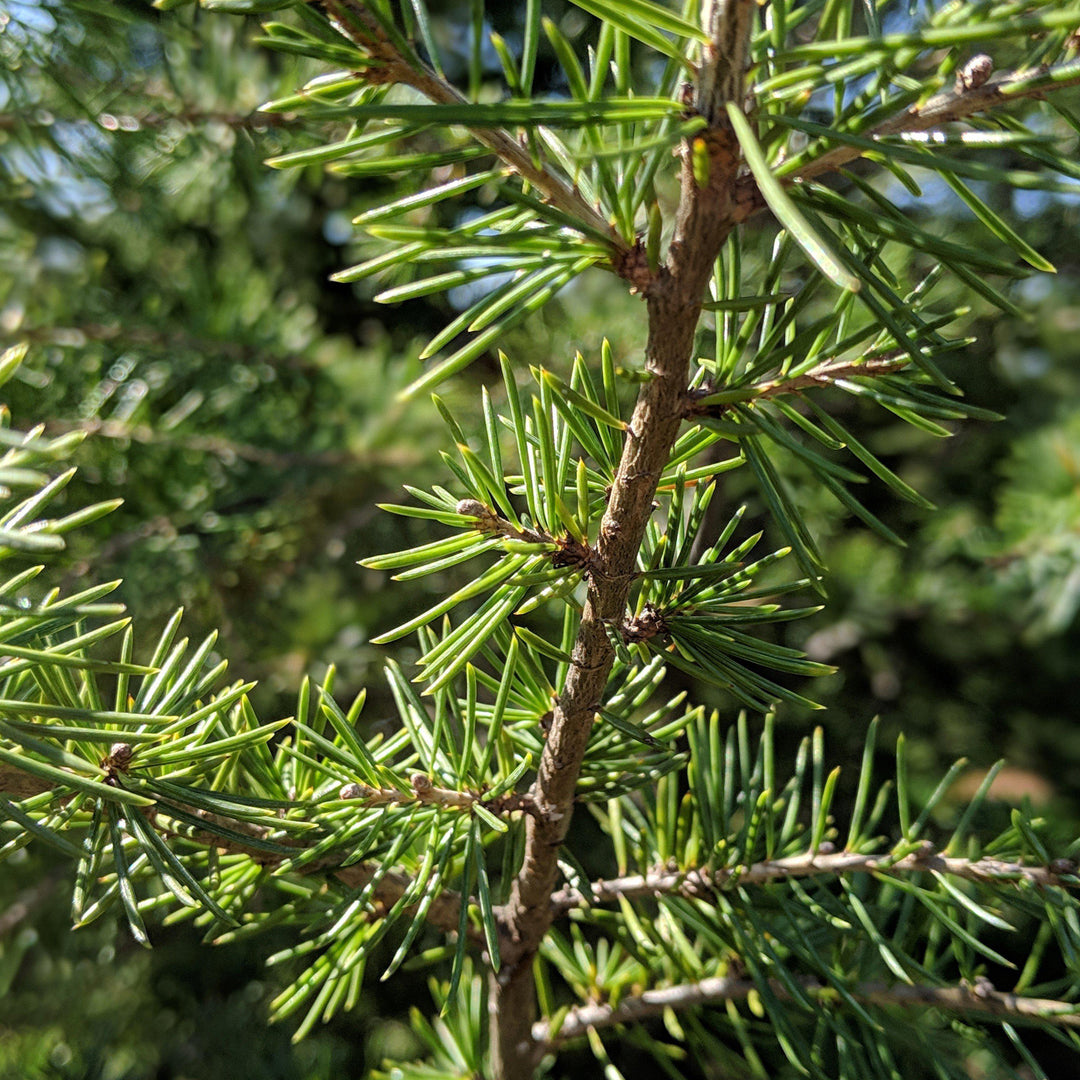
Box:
left=319, top=0, right=628, bottom=255
left=455, top=500, right=551, bottom=547
left=685, top=351, right=911, bottom=421
left=748, top=352, right=910, bottom=398
left=550, top=848, right=1077, bottom=917
left=734, top=59, right=1080, bottom=222
left=533, top=974, right=1080, bottom=1048
left=488, top=7, right=758, bottom=1077
left=8, top=323, right=319, bottom=374
left=697, top=0, right=757, bottom=123
left=339, top=773, right=538, bottom=817
left=0, top=759, right=466, bottom=936
left=0, top=763, right=54, bottom=800
left=162, top=801, right=473, bottom=935
left=455, top=500, right=602, bottom=579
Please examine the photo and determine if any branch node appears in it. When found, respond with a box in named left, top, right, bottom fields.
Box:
left=956, top=54, right=994, bottom=93
left=622, top=603, right=667, bottom=643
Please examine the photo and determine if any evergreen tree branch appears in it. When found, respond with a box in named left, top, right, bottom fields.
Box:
left=697, top=0, right=757, bottom=122
left=533, top=974, right=1080, bottom=1049
left=46, top=418, right=376, bottom=470
left=318, top=0, right=628, bottom=255
left=734, top=59, right=1080, bottom=221
left=0, top=761, right=467, bottom=936
left=488, top=7, right=756, bottom=1075
left=11, top=322, right=321, bottom=373
left=549, top=848, right=1078, bottom=917
left=168, top=808, right=472, bottom=935
left=339, top=774, right=538, bottom=817
left=0, top=763, right=52, bottom=800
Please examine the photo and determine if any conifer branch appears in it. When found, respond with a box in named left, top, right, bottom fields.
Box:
left=0, top=761, right=466, bottom=935
left=488, top=5, right=757, bottom=1073
left=47, top=418, right=374, bottom=470
left=319, top=0, right=628, bottom=254
left=549, top=848, right=1078, bottom=917
left=533, top=974, right=1080, bottom=1048
left=338, top=774, right=538, bottom=817
left=172, top=811, right=470, bottom=935
left=734, top=59, right=1080, bottom=221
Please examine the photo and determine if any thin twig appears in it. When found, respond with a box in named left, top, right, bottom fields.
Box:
left=735, top=59, right=1080, bottom=220
left=339, top=773, right=538, bottom=817
left=47, top=418, right=373, bottom=470
left=549, top=848, right=1077, bottom=916
left=533, top=974, right=1080, bottom=1048
left=319, top=0, right=627, bottom=254
left=685, top=351, right=911, bottom=419
left=0, top=760, right=467, bottom=936
left=10, top=322, right=320, bottom=373
left=0, top=110, right=295, bottom=133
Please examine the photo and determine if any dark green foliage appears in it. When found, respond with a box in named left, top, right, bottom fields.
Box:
left=5, top=1, right=1080, bottom=1078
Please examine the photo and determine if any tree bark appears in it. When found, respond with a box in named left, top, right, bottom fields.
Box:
left=489, top=95, right=747, bottom=1080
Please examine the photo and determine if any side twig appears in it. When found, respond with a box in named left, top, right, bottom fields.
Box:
left=734, top=60, right=1080, bottom=221
left=549, top=848, right=1078, bottom=917
left=320, top=0, right=627, bottom=253
left=0, top=761, right=466, bottom=936
left=533, top=974, right=1080, bottom=1049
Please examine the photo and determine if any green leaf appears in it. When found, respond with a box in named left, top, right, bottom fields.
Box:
left=536, top=367, right=627, bottom=430
left=373, top=555, right=531, bottom=644
left=353, top=169, right=506, bottom=225
left=0, top=342, right=28, bottom=388
left=0, top=796, right=84, bottom=858
left=567, top=0, right=707, bottom=61
left=779, top=11, right=1080, bottom=59
left=126, top=806, right=237, bottom=925
left=513, top=624, right=573, bottom=664
left=0, top=742, right=154, bottom=807
left=400, top=257, right=595, bottom=399
left=739, top=435, right=824, bottom=583
left=105, top=803, right=150, bottom=947
left=596, top=707, right=664, bottom=750
left=0, top=528, right=66, bottom=553
left=940, top=171, right=1056, bottom=273
left=726, top=104, right=860, bottom=293
left=332, top=99, right=683, bottom=128
left=135, top=718, right=289, bottom=767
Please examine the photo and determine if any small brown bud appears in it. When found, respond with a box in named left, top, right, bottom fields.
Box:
left=339, top=783, right=363, bottom=800
left=411, top=773, right=433, bottom=795
left=453, top=498, right=494, bottom=529
left=1051, top=857, right=1077, bottom=876
left=105, top=742, right=133, bottom=771
left=956, top=54, right=993, bottom=93
left=816, top=840, right=836, bottom=855
left=912, top=839, right=937, bottom=861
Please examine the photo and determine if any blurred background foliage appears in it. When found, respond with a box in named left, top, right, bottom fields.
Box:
left=3, top=1, right=1080, bottom=1077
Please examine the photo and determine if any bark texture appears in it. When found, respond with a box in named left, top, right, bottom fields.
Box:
left=488, top=89, right=749, bottom=1080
